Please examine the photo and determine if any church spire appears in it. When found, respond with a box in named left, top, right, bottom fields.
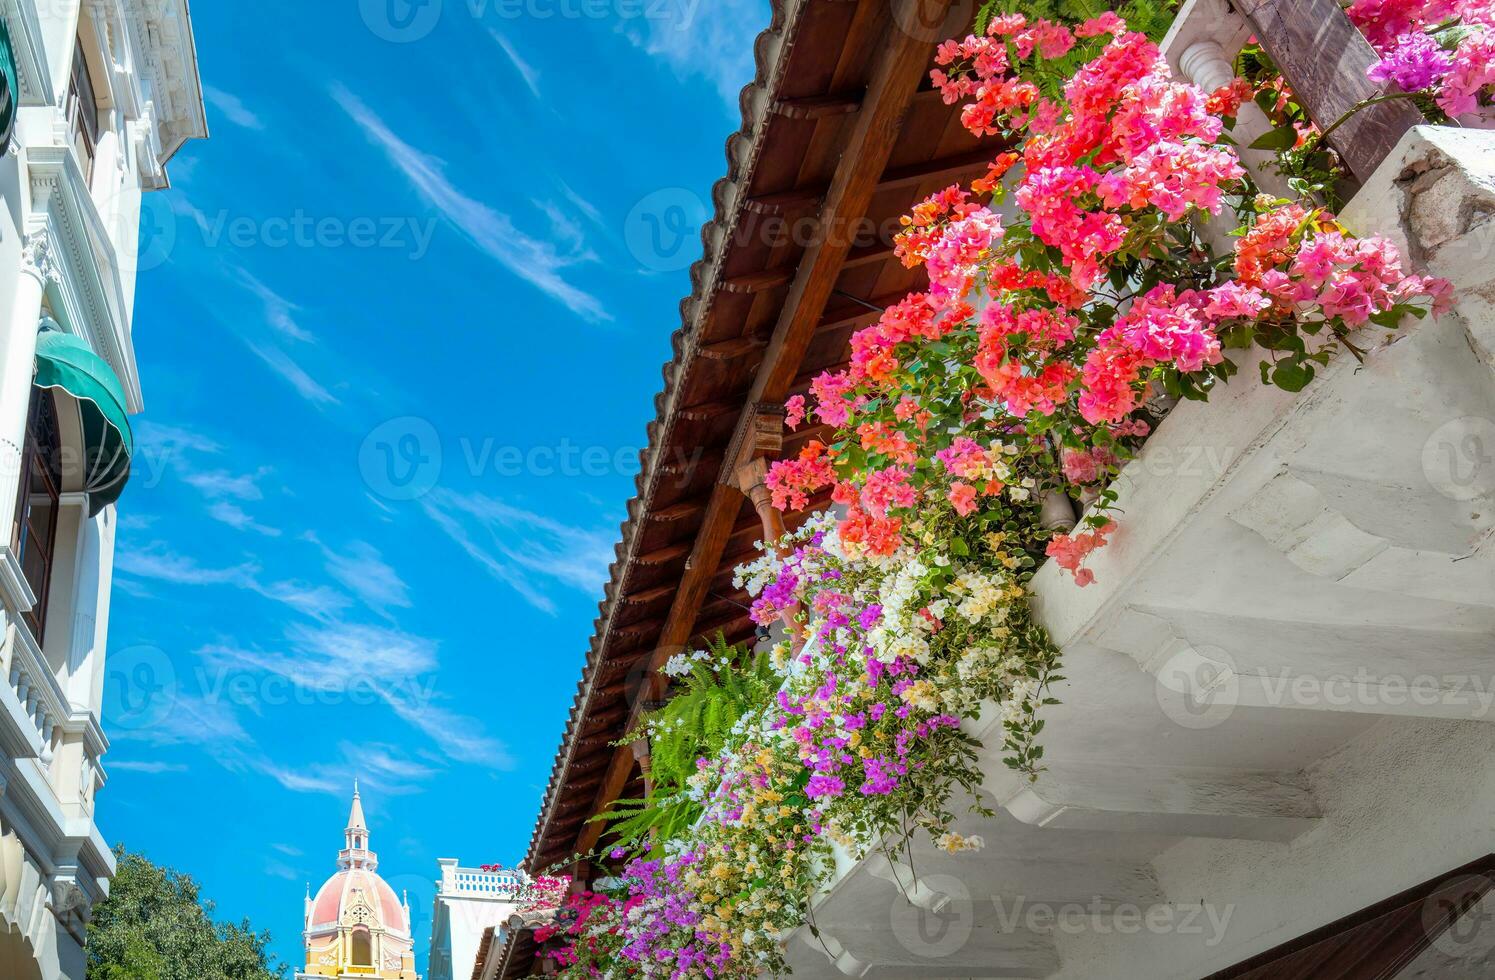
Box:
left=338, top=780, right=377, bottom=872
left=348, top=778, right=367, bottom=833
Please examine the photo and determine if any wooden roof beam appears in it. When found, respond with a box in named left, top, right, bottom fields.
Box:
left=718, top=239, right=900, bottom=296
left=546, top=0, right=951, bottom=866
left=743, top=144, right=997, bottom=215
left=1237, top=0, right=1422, bottom=183
left=772, top=90, right=865, bottom=119
left=633, top=541, right=691, bottom=567
left=700, top=336, right=769, bottom=360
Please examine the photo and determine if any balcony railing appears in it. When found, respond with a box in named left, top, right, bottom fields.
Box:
left=1, top=614, right=65, bottom=766
left=444, top=867, right=527, bottom=899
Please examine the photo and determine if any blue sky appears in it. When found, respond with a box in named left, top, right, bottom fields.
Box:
left=102, top=0, right=769, bottom=971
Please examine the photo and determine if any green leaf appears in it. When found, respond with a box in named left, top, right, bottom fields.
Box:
left=1271, top=360, right=1315, bottom=392
left=1249, top=126, right=1300, bottom=152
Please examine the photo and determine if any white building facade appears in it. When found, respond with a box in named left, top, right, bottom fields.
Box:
left=428, top=861, right=527, bottom=980
left=0, top=2, right=203, bottom=978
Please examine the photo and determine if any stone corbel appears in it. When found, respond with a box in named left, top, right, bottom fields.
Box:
left=19, top=231, right=60, bottom=288
left=48, top=868, right=87, bottom=915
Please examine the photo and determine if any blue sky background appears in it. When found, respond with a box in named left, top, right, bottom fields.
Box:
left=101, top=0, right=769, bottom=971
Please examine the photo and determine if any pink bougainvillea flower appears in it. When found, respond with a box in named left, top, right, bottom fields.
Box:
left=947, top=481, right=979, bottom=516
left=784, top=394, right=806, bottom=429
left=1046, top=521, right=1115, bottom=586
left=1076, top=11, right=1126, bottom=37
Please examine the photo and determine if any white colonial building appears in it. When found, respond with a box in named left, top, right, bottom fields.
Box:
left=428, top=861, right=527, bottom=980
left=0, top=1, right=204, bottom=978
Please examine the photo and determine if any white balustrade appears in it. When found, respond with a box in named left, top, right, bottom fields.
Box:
left=4, top=623, right=68, bottom=765
left=446, top=867, right=528, bottom=899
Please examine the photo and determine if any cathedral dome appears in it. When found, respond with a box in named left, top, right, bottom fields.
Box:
left=298, top=783, right=419, bottom=979
left=308, top=867, right=409, bottom=936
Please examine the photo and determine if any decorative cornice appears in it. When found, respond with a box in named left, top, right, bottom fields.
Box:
left=25, top=147, right=143, bottom=413
left=0, top=0, right=57, bottom=107
left=121, top=0, right=207, bottom=165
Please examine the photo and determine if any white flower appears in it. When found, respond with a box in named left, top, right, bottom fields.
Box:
left=662, top=653, right=694, bottom=677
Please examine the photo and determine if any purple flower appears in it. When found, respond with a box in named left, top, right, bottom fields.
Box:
left=1369, top=31, right=1453, bottom=93
left=806, top=774, right=845, bottom=799
left=860, top=757, right=900, bottom=795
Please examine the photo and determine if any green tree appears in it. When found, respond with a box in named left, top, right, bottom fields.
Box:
left=86, top=849, right=284, bottom=980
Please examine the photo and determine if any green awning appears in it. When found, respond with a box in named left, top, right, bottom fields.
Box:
left=0, top=18, right=17, bottom=156
left=34, top=330, right=133, bottom=515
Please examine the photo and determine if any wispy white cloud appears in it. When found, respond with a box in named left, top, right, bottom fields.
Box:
left=272, top=843, right=303, bottom=857
left=534, top=199, right=594, bottom=258
left=250, top=343, right=340, bottom=407
left=330, top=84, right=609, bottom=322
left=112, top=691, right=253, bottom=751
left=134, top=423, right=285, bottom=535
left=251, top=580, right=353, bottom=622
left=115, top=545, right=258, bottom=588
left=204, top=85, right=265, bottom=130
left=286, top=622, right=440, bottom=687
left=203, top=623, right=511, bottom=770
left=308, top=537, right=412, bottom=616
left=115, top=543, right=351, bottom=621
left=557, top=180, right=604, bottom=227
left=237, top=270, right=313, bottom=342
left=260, top=764, right=344, bottom=795
left=490, top=28, right=541, bottom=99
left=625, top=0, right=765, bottom=112
left=344, top=741, right=440, bottom=785
left=118, top=513, right=157, bottom=533
left=383, top=695, right=514, bottom=769
left=184, top=467, right=270, bottom=502
left=136, top=421, right=223, bottom=457
left=264, top=860, right=301, bottom=881
left=109, top=760, right=188, bottom=774
left=418, top=489, right=612, bottom=614
left=208, top=501, right=283, bottom=537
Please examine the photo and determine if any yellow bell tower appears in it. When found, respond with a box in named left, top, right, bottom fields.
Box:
left=296, top=783, right=420, bottom=979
